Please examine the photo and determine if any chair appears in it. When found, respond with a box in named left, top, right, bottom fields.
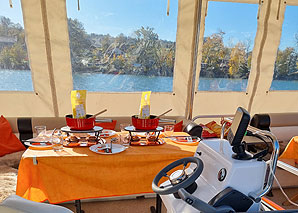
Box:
left=0, top=195, right=73, bottom=213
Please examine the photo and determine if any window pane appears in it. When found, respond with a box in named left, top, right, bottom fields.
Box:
left=270, top=6, right=298, bottom=91
left=198, top=1, right=258, bottom=91
left=67, top=0, right=177, bottom=92
left=0, top=1, right=33, bottom=91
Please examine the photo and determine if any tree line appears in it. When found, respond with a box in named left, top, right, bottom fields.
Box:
left=0, top=16, right=297, bottom=80
left=68, top=18, right=175, bottom=76
left=0, top=16, right=30, bottom=70
left=200, top=31, right=298, bottom=80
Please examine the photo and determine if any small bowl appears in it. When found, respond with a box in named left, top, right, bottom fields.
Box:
left=132, top=115, right=159, bottom=130
left=65, top=114, right=95, bottom=130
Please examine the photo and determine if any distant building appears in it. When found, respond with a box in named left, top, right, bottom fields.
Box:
left=0, top=36, right=17, bottom=50
left=0, top=36, right=17, bottom=43
left=110, top=47, right=123, bottom=57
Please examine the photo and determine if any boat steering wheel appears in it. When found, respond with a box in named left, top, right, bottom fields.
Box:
left=152, top=157, right=203, bottom=195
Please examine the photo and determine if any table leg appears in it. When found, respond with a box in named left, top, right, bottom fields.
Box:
left=74, top=200, right=84, bottom=213
left=156, top=194, right=162, bottom=213
left=150, top=194, right=162, bottom=213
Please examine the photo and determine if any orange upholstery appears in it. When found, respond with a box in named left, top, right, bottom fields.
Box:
left=279, top=136, right=298, bottom=162
left=0, top=116, right=26, bottom=157
left=278, top=136, right=298, bottom=204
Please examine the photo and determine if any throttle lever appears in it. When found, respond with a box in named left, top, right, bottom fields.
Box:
left=178, top=188, right=235, bottom=213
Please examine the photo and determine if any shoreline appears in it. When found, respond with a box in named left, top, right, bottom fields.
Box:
left=1, top=69, right=298, bottom=82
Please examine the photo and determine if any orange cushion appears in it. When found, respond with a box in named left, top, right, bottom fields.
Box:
left=174, top=121, right=183, bottom=132
left=205, top=121, right=222, bottom=137
left=0, top=115, right=26, bottom=157
left=95, top=120, right=117, bottom=130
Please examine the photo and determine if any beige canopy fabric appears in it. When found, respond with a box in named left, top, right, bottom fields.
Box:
left=0, top=0, right=298, bottom=118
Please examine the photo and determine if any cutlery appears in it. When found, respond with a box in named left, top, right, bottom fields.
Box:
left=97, top=145, right=112, bottom=153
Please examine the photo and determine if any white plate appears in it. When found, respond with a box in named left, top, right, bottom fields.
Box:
left=61, top=126, right=103, bottom=133
left=24, top=136, right=53, bottom=148
left=89, top=143, right=126, bottom=155
left=99, top=130, right=116, bottom=138
left=24, top=141, right=52, bottom=148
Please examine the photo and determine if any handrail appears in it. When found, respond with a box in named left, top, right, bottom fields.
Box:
left=95, top=119, right=113, bottom=123
left=247, top=126, right=280, bottom=202
left=192, top=114, right=234, bottom=122
left=220, top=122, right=228, bottom=139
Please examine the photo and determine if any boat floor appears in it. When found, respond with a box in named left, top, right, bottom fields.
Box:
left=59, top=196, right=166, bottom=213
left=265, top=188, right=298, bottom=210
left=58, top=188, right=298, bottom=213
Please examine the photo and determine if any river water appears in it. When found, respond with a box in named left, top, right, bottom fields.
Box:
left=0, top=69, right=294, bottom=91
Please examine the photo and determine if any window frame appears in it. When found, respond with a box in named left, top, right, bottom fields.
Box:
left=0, top=0, right=56, bottom=116
left=46, top=0, right=198, bottom=117
left=192, top=0, right=264, bottom=116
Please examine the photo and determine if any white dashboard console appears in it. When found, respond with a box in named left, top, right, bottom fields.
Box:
left=160, top=138, right=267, bottom=213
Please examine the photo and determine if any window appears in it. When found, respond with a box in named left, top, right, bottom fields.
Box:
left=0, top=1, right=33, bottom=91
left=198, top=1, right=258, bottom=91
left=66, top=0, right=178, bottom=92
left=270, top=6, right=298, bottom=91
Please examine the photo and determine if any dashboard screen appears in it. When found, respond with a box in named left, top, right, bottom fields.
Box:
left=227, top=107, right=250, bottom=146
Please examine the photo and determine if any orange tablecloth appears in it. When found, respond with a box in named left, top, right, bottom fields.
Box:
left=16, top=133, right=197, bottom=204
left=279, top=136, right=298, bottom=161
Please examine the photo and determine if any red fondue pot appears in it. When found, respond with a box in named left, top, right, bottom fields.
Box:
left=65, top=114, right=95, bottom=130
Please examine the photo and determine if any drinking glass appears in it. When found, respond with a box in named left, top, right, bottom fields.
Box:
left=35, top=126, right=46, bottom=138
left=51, top=131, right=63, bottom=151
left=164, top=125, right=174, bottom=137
left=120, top=123, right=131, bottom=132
left=120, top=123, right=131, bottom=148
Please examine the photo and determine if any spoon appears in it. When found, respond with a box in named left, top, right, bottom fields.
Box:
left=90, top=109, right=107, bottom=118
left=156, top=109, right=173, bottom=119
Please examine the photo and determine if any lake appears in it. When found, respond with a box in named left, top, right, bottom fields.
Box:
left=0, top=69, right=294, bottom=92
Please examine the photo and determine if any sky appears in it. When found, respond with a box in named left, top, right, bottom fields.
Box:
left=0, top=0, right=297, bottom=48
left=204, top=1, right=258, bottom=50
left=66, top=0, right=178, bottom=42
left=205, top=1, right=298, bottom=51
left=280, top=6, right=298, bottom=50
left=0, top=0, right=24, bottom=26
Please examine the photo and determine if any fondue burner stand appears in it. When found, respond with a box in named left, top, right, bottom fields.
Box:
left=124, top=126, right=164, bottom=144
left=60, top=126, right=103, bottom=141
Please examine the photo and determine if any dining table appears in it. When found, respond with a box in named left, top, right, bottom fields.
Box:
left=16, top=132, right=198, bottom=204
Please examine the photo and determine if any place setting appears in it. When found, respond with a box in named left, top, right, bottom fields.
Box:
left=23, top=127, right=65, bottom=151
left=89, top=124, right=130, bottom=155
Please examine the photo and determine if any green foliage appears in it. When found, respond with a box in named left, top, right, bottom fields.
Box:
left=200, top=31, right=298, bottom=80
left=0, top=16, right=29, bottom=70
left=1, top=15, right=298, bottom=81
left=201, top=31, right=229, bottom=78
left=68, top=20, right=175, bottom=76
left=68, top=18, right=92, bottom=69
left=200, top=31, right=251, bottom=79
left=274, top=47, right=298, bottom=80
